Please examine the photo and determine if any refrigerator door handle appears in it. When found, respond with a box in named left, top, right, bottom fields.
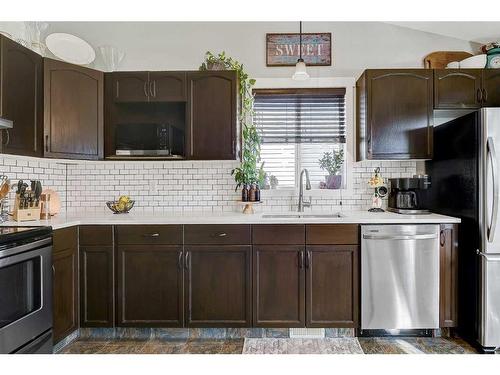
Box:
left=477, top=249, right=500, bottom=261
left=487, top=137, right=499, bottom=243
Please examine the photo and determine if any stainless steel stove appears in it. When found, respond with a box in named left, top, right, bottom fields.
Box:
left=0, top=226, right=53, bottom=354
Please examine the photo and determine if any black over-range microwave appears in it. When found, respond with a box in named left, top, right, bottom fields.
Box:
left=115, top=123, right=185, bottom=158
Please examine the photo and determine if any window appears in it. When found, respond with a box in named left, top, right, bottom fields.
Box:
left=254, top=88, right=346, bottom=189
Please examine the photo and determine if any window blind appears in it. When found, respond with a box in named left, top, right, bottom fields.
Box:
left=254, top=88, right=346, bottom=144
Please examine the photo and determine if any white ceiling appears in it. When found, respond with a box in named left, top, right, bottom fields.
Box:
left=387, top=22, right=500, bottom=44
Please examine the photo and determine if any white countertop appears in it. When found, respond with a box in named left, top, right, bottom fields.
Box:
left=0, top=210, right=460, bottom=230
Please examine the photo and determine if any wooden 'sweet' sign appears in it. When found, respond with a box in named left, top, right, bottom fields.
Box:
left=266, top=33, right=332, bottom=66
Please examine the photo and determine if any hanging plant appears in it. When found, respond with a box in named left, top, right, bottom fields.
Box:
left=200, top=51, right=263, bottom=190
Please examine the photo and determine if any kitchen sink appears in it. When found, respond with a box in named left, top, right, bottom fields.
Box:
left=262, top=213, right=344, bottom=219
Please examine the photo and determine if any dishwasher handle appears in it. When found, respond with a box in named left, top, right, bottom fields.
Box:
left=362, top=233, right=438, bottom=240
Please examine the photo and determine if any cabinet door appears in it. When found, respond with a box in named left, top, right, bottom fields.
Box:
left=306, top=245, right=359, bottom=328
left=112, top=72, right=149, bottom=103
left=253, top=245, right=305, bottom=327
left=44, top=58, right=103, bottom=159
left=483, top=69, right=500, bottom=107
left=434, top=69, right=482, bottom=109
left=0, top=36, right=43, bottom=156
left=52, top=228, right=78, bottom=344
left=80, top=245, right=114, bottom=327
left=187, top=71, right=237, bottom=160
left=366, top=69, right=433, bottom=159
left=439, top=224, right=458, bottom=328
left=149, top=72, right=186, bottom=102
left=116, top=245, right=183, bottom=327
left=185, top=245, right=251, bottom=327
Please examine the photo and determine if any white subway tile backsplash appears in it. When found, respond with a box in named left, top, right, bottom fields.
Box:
left=0, top=155, right=416, bottom=213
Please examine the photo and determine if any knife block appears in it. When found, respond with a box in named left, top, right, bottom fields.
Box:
left=12, top=194, right=41, bottom=222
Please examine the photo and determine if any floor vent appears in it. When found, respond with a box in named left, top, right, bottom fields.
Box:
left=289, top=328, right=325, bottom=339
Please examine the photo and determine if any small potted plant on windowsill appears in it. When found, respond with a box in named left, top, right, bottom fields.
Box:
left=318, top=149, right=344, bottom=189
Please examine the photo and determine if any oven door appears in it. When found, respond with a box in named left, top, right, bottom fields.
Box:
left=0, top=238, right=52, bottom=354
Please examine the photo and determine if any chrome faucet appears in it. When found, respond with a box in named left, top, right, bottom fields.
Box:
left=298, top=169, right=312, bottom=212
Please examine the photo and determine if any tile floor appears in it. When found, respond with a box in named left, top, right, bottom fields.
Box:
left=59, top=336, right=478, bottom=354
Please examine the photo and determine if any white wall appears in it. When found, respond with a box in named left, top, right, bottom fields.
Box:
left=0, top=21, right=480, bottom=78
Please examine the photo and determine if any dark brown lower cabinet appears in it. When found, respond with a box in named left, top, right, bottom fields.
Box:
left=306, top=245, right=359, bottom=328
left=52, top=228, right=78, bottom=343
left=439, top=224, right=459, bottom=328
left=80, top=245, right=114, bottom=327
left=116, top=245, right=183, bottom=327
left=253, top=245, right=305, bottom=327
left=185, top=245, right=252, bottom=327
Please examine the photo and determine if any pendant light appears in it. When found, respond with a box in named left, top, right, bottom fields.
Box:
left=292, top=21, right=309, bottom=81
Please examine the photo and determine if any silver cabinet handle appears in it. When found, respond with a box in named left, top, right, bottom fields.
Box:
left=153, top=80, right=157, bottom=97
left=177, top=251, right=183, bottom=270
left=149, top=81, right=154, bottom=97
left=211, top=232, right=227, bottom=238
left=487, top=137, right=498, bottom=243
left=143, top=81, right=149, bottom=98
left=185, top=251, right=190, bottom=270
left=2, top=129, right=10, bottom=146
left=362, top=234, right=438, bottom=240
left=298, top=250, right=304, bottom=269
left=143, top=233, right=160, bottom=238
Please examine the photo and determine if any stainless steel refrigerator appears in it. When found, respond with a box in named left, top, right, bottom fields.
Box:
left=425, top=108, right=500, bottom=352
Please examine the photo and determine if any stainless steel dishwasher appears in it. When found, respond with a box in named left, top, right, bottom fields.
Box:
left=361, top=224, right=440, bottom=330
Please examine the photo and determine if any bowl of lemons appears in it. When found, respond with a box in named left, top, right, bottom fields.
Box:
left=106, top=196, right=135, bottom=214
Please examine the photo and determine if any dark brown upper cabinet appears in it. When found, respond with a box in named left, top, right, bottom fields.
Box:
left=356, top=69, right=433, bottom=160
left=185, top=245, right=252, bottom=327
left=52, top=227, right=78, bottom=344
left=149, top=72, right=187, bottom=102
left=112, top=72, right=149, bottom=103
left=44, top=58, right=103, bottom=160
left=0, top=35, right=43, bottom=157
left=112, top=71, right=186, bottom=103
left=187, top=71, right=238, bottom=160
left=434, top=69, right=483, bottom=109
left=483, top=69, right=500, bottom=107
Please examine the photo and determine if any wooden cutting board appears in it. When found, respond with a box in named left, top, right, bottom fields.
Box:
left=424, top=51, right=473, bottom=69
left=42, top=188, right=61, bottom=215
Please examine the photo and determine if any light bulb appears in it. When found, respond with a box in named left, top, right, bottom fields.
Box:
left=292, top=59, right=309, bottom=81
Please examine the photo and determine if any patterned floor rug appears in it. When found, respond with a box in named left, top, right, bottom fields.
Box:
left=242, top=338, right=364, bottom=354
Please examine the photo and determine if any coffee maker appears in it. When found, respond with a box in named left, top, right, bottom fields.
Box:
left=387, top=175, right=431, bottom=214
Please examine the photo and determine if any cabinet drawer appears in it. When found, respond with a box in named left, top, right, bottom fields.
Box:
left=79, top=225, right=114, bottom=246
left=116, top=225, right=182, bottom=245
left=306, top=225, right=359, bottom=245
left=184, top=225, right=251, bottom=245
left=53, top=226, right=78, bottom=253
left=252, top=225, right=305, bottom=245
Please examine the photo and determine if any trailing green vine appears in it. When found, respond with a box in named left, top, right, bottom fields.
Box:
left=200, top=51, right=264, bottom=190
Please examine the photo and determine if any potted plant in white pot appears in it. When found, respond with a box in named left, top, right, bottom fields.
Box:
left=318, top=149, right=344, bottom=189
